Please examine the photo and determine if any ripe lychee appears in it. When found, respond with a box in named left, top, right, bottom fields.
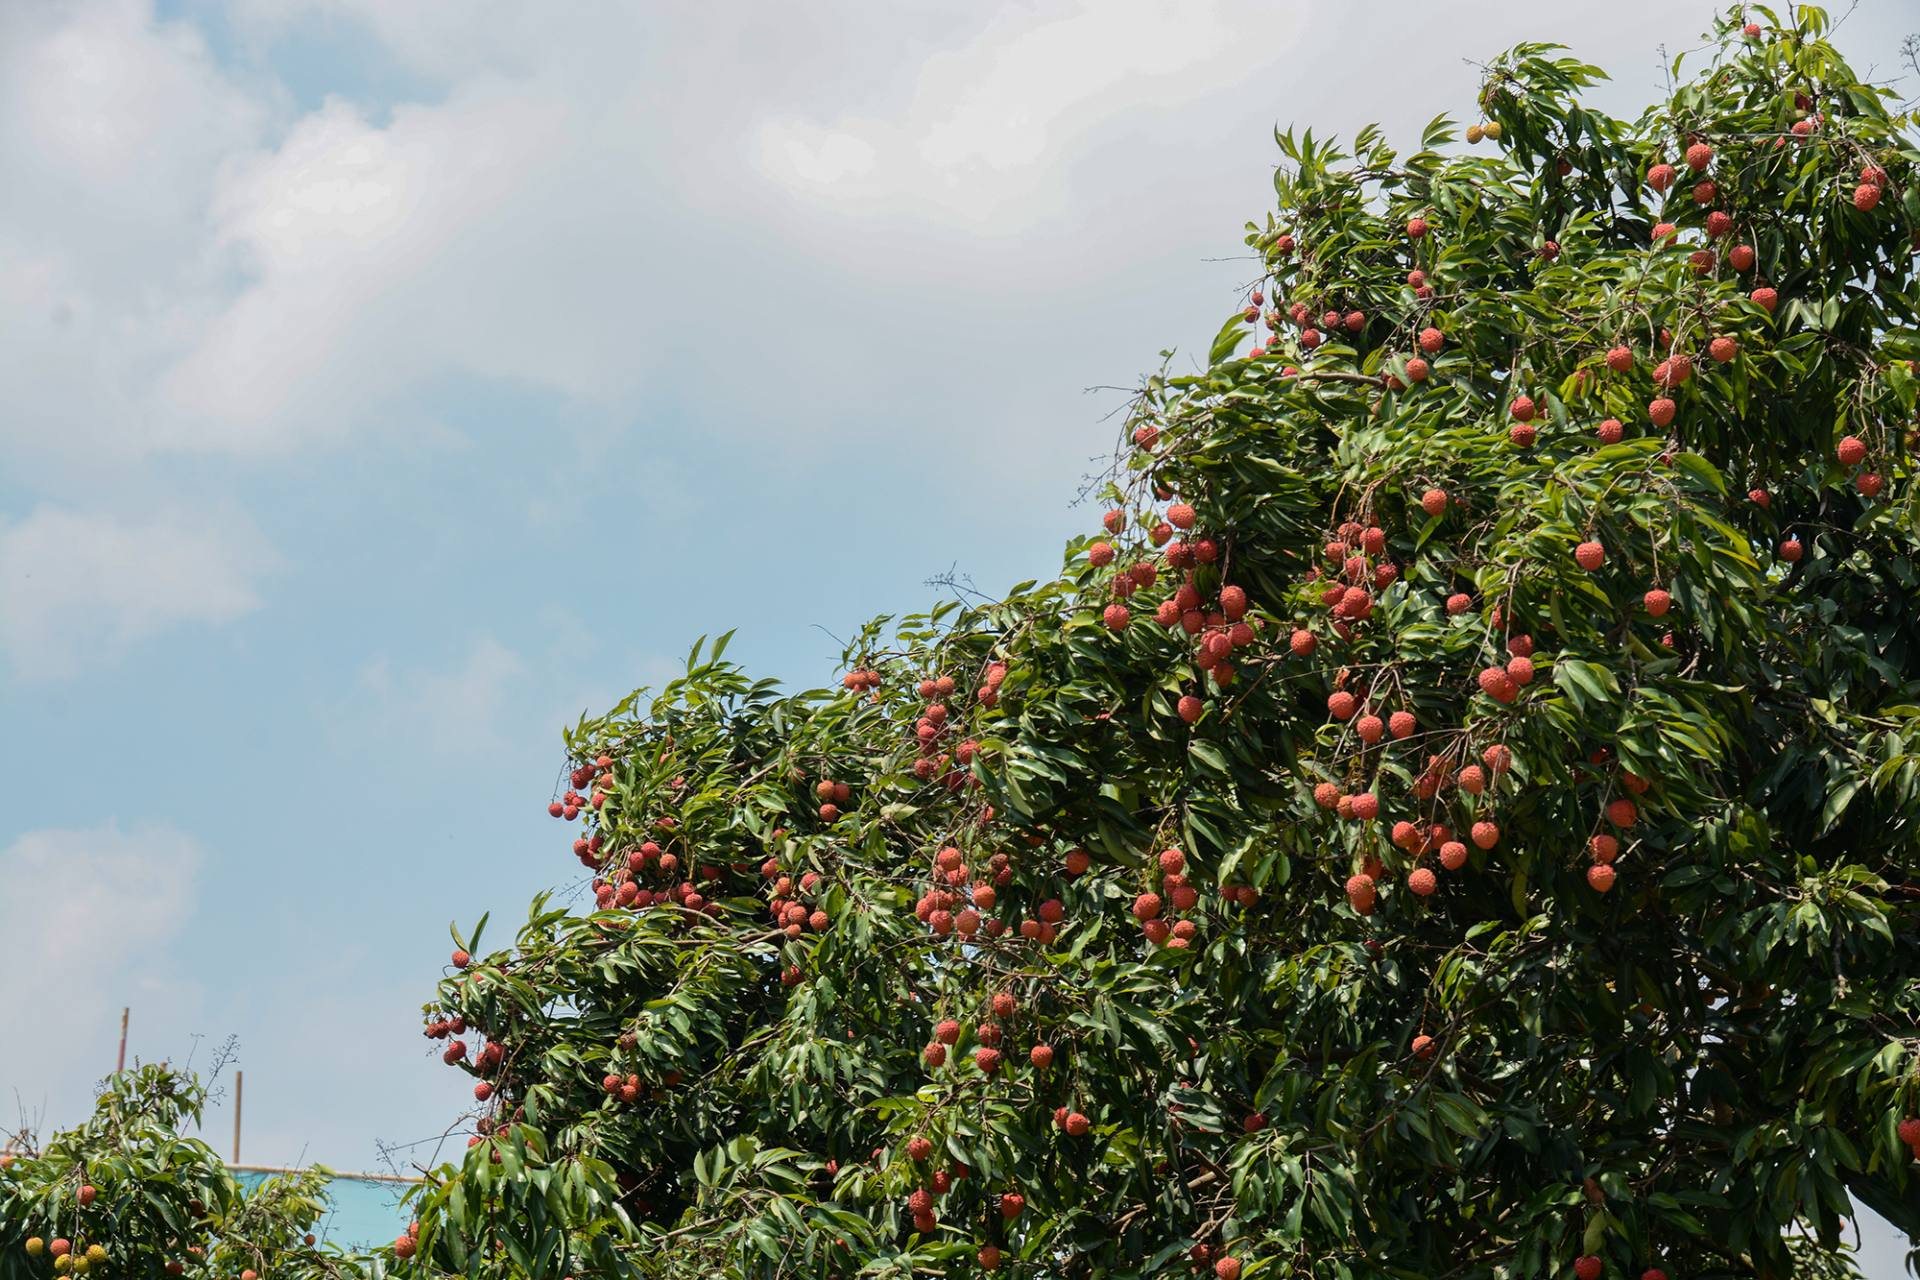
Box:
left=1510, top=396, right=1536, bottom=422
left=1345, top=874, right=1376, bottom=914
left=1587, top=864, right=1616, bottom=893
left=1420, top=488, right=1448, bottom=516
left=1440, top=841, right=1468, bottom=871
left=1836, top=435, right=1868, bottom=466
left=1575, top=541, right=1606, bottom=571
left=1684, top=142, right=1713, bottom=171
left=1647, top=163, right=1675, bottom=191
left=1408, top=867, right=1437, bottom=896
left=1751, top=286, right=1778, bottom=312
left=1729, top=243, right=1755, bottom=271
left=1510, top=423, right=1537, bottom=448
left=1606, top=798, right=1638, bottom=828
left=1644, top=589, right=1672, bottom=617
left=1471, top=820, right=1500, bottom=850
left=1648, top=397, right=1676, bottom=427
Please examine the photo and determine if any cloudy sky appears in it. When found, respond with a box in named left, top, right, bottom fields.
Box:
left=1, top=0, right=1914, bottom=1267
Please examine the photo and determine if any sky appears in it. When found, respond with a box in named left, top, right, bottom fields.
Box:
left=0, top=0, right=1914, bottom=1270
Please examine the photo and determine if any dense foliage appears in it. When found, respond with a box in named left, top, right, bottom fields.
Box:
left=11, top=7, right=1918, bottom=1280
left=404, top=8, right=1920, bottom=1279
left=0, top=1066, right=370, bottom=1280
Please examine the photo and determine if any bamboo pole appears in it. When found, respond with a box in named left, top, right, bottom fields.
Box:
left=232, top=1071, right=243, bottom=1163
left=116, top=1008, right=128, bottom=1073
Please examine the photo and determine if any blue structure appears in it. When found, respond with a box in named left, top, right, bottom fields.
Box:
left=231, top=1167, right=414, bottom=1249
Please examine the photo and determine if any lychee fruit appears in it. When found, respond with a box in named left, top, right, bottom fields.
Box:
left=1575, top=540, right=1606, bottom=571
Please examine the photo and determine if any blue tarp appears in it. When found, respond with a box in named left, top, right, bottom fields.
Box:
left=232, top=1169, right=411, bottom=1249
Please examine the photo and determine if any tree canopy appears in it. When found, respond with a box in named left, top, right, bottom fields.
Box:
left=10, top=6, right=1920, bottom=1280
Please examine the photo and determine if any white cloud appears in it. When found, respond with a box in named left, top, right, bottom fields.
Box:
left=0, top=824, right=203, bottom=1131
left=0, top=506, right=275, bottom=679
left=354, top=636, right=527, bottom=757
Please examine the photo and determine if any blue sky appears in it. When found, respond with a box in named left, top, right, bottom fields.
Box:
left=1, top=0, right=1914, bottom=1269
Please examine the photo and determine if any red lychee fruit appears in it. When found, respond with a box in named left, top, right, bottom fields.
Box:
left=1780, top=536, right=1803, bottom=561
left=1588, top=864, right=1616, bottom=893
left=451, top=950, right=470, bottom=969
left=1510, top=396, right=1536, bottom=422
left=1345, top=874, right=1376, bottom=914
left=1327, top=690, right=1358, bottom=721
left=1647, top=163, right=1675, bottom=191
left=1648, top=397, right=1676, bottom=427
left=1440, top=841, right=1468, bottom=871
left=1836, top=435, right=1868, bottom=466
left=1029, top=1044, right=1055, bottom=1069
left=1389, top=710, right=1416, bottom=739
left=1355, top=714, right=1385, bottom=744
left=1479, top=667, right=1517, bottom=703
left=1349, top=792, right=1380, bottom=821
left=1644, top=588, right=1671, bottom=617
left=1589, top=834, right=1619, bottom=863
left=1408, top=867, right=1438, bottom=896
left=1406, top=357, right=1431, bottom=382
left=1855, top=183, right=1883, bottom=211
left=1471, top=821, right=1500, bottom=850
left=1102, top=603, right=1130, bottom=631
left=1510, top=423, right=1537, bottom=448
left=1859, top=472, right=1884, bottom=497
left=1751, top=286, right=1778, bottom=312
left=1606, top=798, right=1638, bottom=828
left=1420, top=488, right=1448, bottom=516
left=1178, top=695, right=1204, bottom=724
left=1575, top=540, right=1606, bottom=571
left=1684, top=142, right=1713, bottom=171
left=1167, top=502, right=1197, bottom=530
left=1729, top=243, right=1755, bottom=271
left=974, top=1047, right=1003, bottom=1073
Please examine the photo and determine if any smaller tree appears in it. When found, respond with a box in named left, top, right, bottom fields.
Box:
left=0, top=1064, right=373, bottom=1280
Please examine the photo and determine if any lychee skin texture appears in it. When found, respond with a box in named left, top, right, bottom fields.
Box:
left=1644, top=589, right=1672, bottom=617
left=1709, top=336, right=1738, bottom=363
left=1590, top=834, right=1619, bottom=863
left=1420, top=488, right=1448, bottom=516
left=1899, top=1117, right=1920, bottom=1146
left=1510, top=396, right=1536, bottom=422
left=1588, top=864, right=1617, bottom=893
left=1597, top=418, right=1624, bottom=445
left=1102, top=603, right=1130, bottom=631
left=1167, top=502, right=1197, bottom=530
left=1575, top=541, right=1606, bottom=571
left=1729, top=244, right=1755, bottom=271
left=1471, top=821, right=1500, bottom=850
left=1345, top=874, right=1377, bottom=915
left=1606, top=798, right=1638, bottom=828
left=1215, top=1259, right=1243, bottom=1280
left=1407, top=217, right=1428, bottom=238
left=1684, top=142, right=1714, bottom=171
left=1854, top=182, right=1883, bottom=211
left=1649, top=397, right=1676, bottom=427
left=1510, top=423, right=1537, bottom=448
left=1836, top=435, right=1868, bottom=466
left=1605, top=346, right=1633, bottom=372
left=1647, top=163, right=1675, bottom=191
left=1780, top=537, right=1803, bottom=562
left=1418, top=327, right=1444, bottom=354
left=1408, top=867, right=1437, bottom=897
left=1751, top=287, right=1778, bottom=312
left=1859, top=473, right=1885, bottom=498
left=1405, top=357, right=1430, bottom=382
left=1440, top=841, right=1468, bottom=871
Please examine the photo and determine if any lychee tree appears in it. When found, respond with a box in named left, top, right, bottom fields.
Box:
left=403, top=7, right=1920, bottom=1279
left=0, top=1064, right=373, bottom=1279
